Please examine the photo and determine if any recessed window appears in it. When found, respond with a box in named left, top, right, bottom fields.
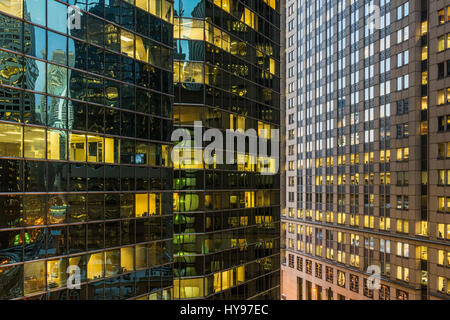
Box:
left=438, top=62, right=445, bottom=79
left=439, top=9, right=445, bottom=24
left=438, top=35, right=445, bottom=52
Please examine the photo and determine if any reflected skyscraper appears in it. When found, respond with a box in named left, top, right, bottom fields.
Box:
left=0, top=0, right=281, bottom=301
left=0, top=9, right=38, bottom=123
left=173, top=0, right=281, bottom=299
left=0, top=0, right=174, bottom=300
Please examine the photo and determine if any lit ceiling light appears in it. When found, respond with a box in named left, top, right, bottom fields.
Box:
left=120, top=36, right=133, bottom=42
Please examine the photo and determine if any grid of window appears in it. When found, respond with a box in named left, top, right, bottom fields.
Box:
left=0, top=0, right=174, bottom=300
left=296, top=256, right=303, bottom=272
left=172, top=0, right=281, bottom=299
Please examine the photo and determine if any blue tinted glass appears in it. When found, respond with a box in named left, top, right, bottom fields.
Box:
left=176, top=40, right=204, bottom=61
left=47, top=64, right=68, bottom=98
left=86, top=15, right=104, bottom=46
left=104, top=0, right=121, bottom=24
left=48, top=31, right=67, bottom=65
left=121, top=0, right=135, bottom=31
left=47, top=0, right=68, bottom=34
left=25, top=92, right=46, bottom=125
left=69, top=39, right=87, bottom=70
left=67, top=38, right=77, bottom=68
left=68, top=70, right=86, bottom=102
left=24, top=0, right=46, bottom=26
left=179, top=0, right=204, bottom=18
left=47, top=96, right=68, bottom=128
left=174, top=0, right=179, bottom=16
left=66, top=0, right=87, bottom=11
left=25, top=25, right=46, bottom=60
left=26, top=58, right=46, bottom=93
left=87, top=0, right=104, bottom=17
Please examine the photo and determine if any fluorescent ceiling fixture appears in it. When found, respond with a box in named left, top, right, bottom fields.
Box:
left=121, top=36, right=133, bottom=42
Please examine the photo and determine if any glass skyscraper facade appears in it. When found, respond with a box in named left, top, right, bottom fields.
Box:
left=0, top=0, right=281, bottom=301
left=0, top=0, right=174, bottom=300
left=172, top=0, right=281, bottom=299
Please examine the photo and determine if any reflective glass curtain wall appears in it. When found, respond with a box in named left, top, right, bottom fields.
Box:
left=0, top=0, right=174, bottom=300
left=173, top=0, right=281, bottom=299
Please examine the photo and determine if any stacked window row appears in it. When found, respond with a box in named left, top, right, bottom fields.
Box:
left=0, top=243, right=173, bottom=299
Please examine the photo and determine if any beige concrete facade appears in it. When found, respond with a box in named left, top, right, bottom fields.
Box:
left=282, top=0, right=450, bottom=300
